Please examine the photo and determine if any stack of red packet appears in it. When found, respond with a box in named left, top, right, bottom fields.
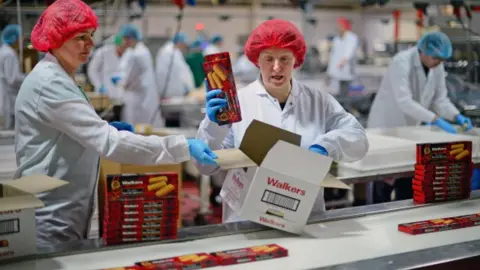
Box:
left=413, top=141, right=473, bottom=204
left=102, top=173, right=180, bottom=245
left=398, top=213, right=480, bottom=235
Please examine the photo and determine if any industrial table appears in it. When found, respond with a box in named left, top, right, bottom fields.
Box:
left=1, top=191, right=479, bottom=270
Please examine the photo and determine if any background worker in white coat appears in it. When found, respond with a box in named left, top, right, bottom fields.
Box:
left=155, top=33, right=194, bottom=99
left=203, top=34, right=223, bottom=56
left=326, top=17, right=358, bottom=98
left=87, top=34, right=127, bottom=100
left=14, top=0, right=217, bottom=246
left=0, top=24, right=25, bottom=130
left=194, top=19, right=369, bottom=223
left=367, top=31, right=473, bottom=203
left=113, top=24, right=164, bottom=127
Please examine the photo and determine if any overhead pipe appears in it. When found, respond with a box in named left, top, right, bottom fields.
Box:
left=393, top=9, right=400, bottom=53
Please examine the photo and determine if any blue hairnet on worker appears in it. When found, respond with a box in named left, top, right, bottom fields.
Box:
left=172, top=32, right=188, bottom=45
left=118, top=23, right=142, bottom=40
left=1, top=24, right=21, bottom=45
left=203, top=34, right=223, bottom=56
left=190, top=39, right=203, bottom=50
left=368, top=30, right=472, bottom=204
left=417, top=31, right=452, bottom=60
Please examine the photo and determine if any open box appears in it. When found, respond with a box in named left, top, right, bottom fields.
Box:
left=214, top=120, right=350, bottom=234
left=0, top=175, right=67, bottom=260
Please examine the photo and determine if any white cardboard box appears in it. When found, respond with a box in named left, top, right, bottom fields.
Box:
left=0, top=175, right=66, bottom=261
left=215, top=120, right=350, bottom=234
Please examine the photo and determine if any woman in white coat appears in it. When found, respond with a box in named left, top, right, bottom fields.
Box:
left=14, top=0, right=217, bottom=246
left=367, top=31, right=473, bottom=203
left=194, top=19, right=369, bottom=223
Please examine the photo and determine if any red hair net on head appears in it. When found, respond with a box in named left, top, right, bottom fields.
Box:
left=31, top=0, right=98, bottom=52
left=245, top=19, right=307, bottom=68
left=337, top=17, right=352, bottom=30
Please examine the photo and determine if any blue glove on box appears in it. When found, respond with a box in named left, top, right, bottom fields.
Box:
left=205, top=79, right=227, bottom=123
left=455, top=114, right=473, bottom=132
left=187, top=139, right=218, bottom=165
left=111, top=76, right=122, bottom=86
left=433, top=117, right=457, bottom=134
left=109, top=121, right=135, bottom=132
left=309, top=144, right=329, bottom=156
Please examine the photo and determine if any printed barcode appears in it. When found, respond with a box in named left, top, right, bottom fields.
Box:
left=0, top=219, right=19, bottom=235
left=261, top=190, right=300, bottom=211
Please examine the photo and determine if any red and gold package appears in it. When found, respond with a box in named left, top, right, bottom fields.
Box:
left=106, top=173, right=179, bottom=201
left=102, top=266, right=143, bottom=270
left=398, top=213, right=480, bottom=235
left=0, top=240, right=8, bottom=248
left=104, top=200, right=179, bottom=217
left=136, top=253, right=219, bottom=269
left=203, top=52, right=242, bottom=126
left=211, top=244, right=288, bottom=266
left=414, top=162, right=472, bottom=173
left=416, top=141, right=472, bottom=165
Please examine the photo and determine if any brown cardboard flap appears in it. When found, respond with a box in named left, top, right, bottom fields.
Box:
left=2, top=175, right=68, bottom=194
left=239, top=120, right=301, bottom=165
left=320, top=174, right=351, bottom=189
left=0, top=195, right=44, bottom=211
left=214, top=149, right=257, bottom=170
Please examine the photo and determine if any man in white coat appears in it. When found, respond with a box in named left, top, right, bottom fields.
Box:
left=114, top=24, right=164, bottom=127
left=0, top=24, right=25, bottom=130
left=87, top=34, right=127, bottom=101
left=327, top=17, right=358, bottom=97
left=368, top=31, right=473, bottom=203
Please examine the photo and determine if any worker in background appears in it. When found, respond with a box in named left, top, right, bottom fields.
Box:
left=203, top=34, right=223, bottom=56
left=113, top=24, right=164, bottom=127
left=155, top=33, right=195, bottom=99
left=326, top=17, right=358, bottom=98
left=14, top=0, right=217, bottom=246
left=0, top=24, right=25, bottom=130
left=194, top=19, right=369, bottom=223
left=185, top=39, right=206, bottom=89
left=233, top=50, right=259, bottom=83
left=87, top=34, right=127, bottom=101
left=367, top=31, right=473, bottom=203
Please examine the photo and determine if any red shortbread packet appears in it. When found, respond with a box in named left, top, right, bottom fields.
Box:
left=399, top=213, right=480, bottom=235
left=211, top=244, right=288, bottom=266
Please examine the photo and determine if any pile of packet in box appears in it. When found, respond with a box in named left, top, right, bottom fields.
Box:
left=413, top=141, right=473, bottom=204
left=102, top=244, right=288, bottom=270
left=102, top=173, right=180, bottom=245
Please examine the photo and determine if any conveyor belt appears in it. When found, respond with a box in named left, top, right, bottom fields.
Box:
left=2, top=197, right=479, bottom=270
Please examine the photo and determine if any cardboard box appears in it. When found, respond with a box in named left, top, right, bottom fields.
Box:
left=215, top=120, right=350, bottom=234
left=0, top=175, right=67, bottom=261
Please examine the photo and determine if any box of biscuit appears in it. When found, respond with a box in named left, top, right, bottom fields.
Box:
left=105, top=173, right=178, bottom=201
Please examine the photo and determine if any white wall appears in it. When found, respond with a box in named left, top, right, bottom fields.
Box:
left=96, top=6, right=420, bottom=60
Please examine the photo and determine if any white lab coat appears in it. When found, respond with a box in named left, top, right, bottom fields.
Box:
left=0, top=44, right=25, bottom=129
left=87, top=44, right=123, bottom=100
left=120, top=42, right=164, bottom=127
left=327, top=31, right=358, bottom=81
left=14, top=53, right=191, bottom=246
left=232, top=54, right=259, bottom=83
left=195, top=78, right=368, bottom=223
left=367, top=47, right=459, bottom=128
left=155, top=41, right=194, bottom=99
left=203, top=44, right=221, bottom=56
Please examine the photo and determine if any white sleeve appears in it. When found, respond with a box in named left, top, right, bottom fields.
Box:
left=313, top=94, right=369, bottom=162
left=37, top=77, right=191, bottom=165
left=344, top=34, right=358, bottom=60
left=3, top=54, right=25, bottom=90
left=391, top=59, right=437, bottom=123
left=194, top=116, right=234, bottom=175
left=121, top=53, right=144, bottom=91
left=432, top=67, right=460, bottom=121
left=87, top=48, right=104, bottom=92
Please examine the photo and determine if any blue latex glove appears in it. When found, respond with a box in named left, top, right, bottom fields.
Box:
left=187, top=139, right=218, bottom=165
left=99, top=85, right=107, bottom=94
left=433, top=117, right=457, bottom=134
left=309, top=144, right=329, bottom=156
left=111, top=76, right=122, bottom=86
left=109, top=121, right=135, bottom=132
left=205, top=79, right=228, bottom=123
left=455, top=114, right=473, bottom=132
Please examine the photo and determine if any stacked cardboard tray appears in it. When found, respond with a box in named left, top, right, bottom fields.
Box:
left=102, top=173, right=180, bottom=245
left=413, top=141, right=473, bottom=204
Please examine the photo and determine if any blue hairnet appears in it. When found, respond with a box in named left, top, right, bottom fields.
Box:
left=190, top=39, right=203, bottom=49
left=1, top=24, right=21, bottom=45
left=417, top=31, right=452, bottom=59
left=210, top=34, right=223, bottom=44
left=119, top=24, right=142, bottom=40
left=172, top=32, right=188, bottom=44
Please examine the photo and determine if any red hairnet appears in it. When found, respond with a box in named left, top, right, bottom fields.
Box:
left=31, top=0, right=98, bottom=52
left=245, top=19, right=306, bottom=68
left=337, top=17, right=352, bottom=30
